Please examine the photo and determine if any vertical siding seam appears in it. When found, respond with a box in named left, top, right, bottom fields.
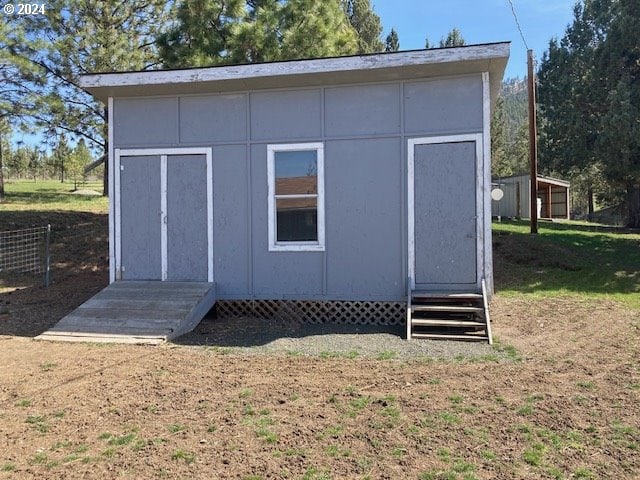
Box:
left=207, top=149, right=214, bottom=283
left=177, top=97, right=182, bottom=145
left=246, top=93, right=254, bottom=298
left=320, top=87, right=327, bottom=296
left=114, top=149, right=122, bottom=280
left=400, top=81, right=407, bottom=294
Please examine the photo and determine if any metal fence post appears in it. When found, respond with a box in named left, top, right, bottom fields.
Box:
left=44, top=224, right=51, bottom=287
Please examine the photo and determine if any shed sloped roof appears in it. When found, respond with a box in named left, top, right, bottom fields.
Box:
left=494, top=174, right=570, bottom=188
left=80, top=43, right=510, bottom=104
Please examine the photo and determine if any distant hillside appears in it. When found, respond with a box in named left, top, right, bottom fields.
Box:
left=492, top=78, right=529, bottom=177
left=501, top=78, right=528, bottom=145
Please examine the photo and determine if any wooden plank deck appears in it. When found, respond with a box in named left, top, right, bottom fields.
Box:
left=36, top=281, right=216, bottom=344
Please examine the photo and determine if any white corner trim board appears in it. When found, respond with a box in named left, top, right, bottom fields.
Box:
left=160, top=155, right=168, bottom=281
left=113, top=147, right=214, bottom=282
left=107, top=97, right=115, bottom=283
left=482, top=72, right=493, bottom=294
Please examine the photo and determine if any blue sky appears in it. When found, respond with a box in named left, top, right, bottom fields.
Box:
left=12, top=1, right=577, bottom=149
left=373, top=0, right=577, bottom=79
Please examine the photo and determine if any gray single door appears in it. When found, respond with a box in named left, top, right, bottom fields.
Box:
left=166, top=154, right=208, bottom=281
left=414, top=141, right=477, bottom=286
left=120, top=155, right=162, bottom=280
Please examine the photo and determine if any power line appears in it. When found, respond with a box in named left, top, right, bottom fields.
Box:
left=507, top=0, right=530, bottom=50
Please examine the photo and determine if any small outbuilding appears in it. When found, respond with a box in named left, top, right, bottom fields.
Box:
left=492, top=174, right=571, bottom=220
left=69, top=43, right=510, bottom=343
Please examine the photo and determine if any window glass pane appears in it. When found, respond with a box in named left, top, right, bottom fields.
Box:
left=276, top=198, right=318, bottom=242
left=275, top=150, right=317, bottom=195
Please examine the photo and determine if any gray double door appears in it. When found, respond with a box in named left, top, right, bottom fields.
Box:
left=120, top=154, right=209, bottom=282
left=411, top=139, right=479, bottom=289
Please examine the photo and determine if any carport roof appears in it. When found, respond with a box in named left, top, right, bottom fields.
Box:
left=79, top=42, right=510, bottom=104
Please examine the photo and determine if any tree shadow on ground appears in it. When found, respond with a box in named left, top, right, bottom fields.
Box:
left=0, top=211, right=109, bottom=337
left=174, top=312, right=404, bottom=348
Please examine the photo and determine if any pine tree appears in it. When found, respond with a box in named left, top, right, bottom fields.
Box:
left=595, top=0, right=640, bottom=226
left=27, top=147, right=44, bottom=182
left=276, top=0, right=359, bottom=60
left=68, top=139, right=93, bottom=189
left=6, top=0, right=172, bottom=195
left=385, top=28, right=400, bottom=52
left=439, top=28, right=465, bottom=47
left=491, top=95, right=509, bottom=177
left=51, top=135, right=72, bottom=183
left=158, top=0, right=358, bottom=67
left=1, top=20, right=36, bottom=200
left=0, top=119, right=8, bottom=199
left=6, top=146, right=29, bottom=179
left=342, top=0, right=384, bottom=53
left=538, top=0, right=640, bottom=225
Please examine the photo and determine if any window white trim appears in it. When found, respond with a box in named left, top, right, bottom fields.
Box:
left=267, top=142, right=325, bottom=252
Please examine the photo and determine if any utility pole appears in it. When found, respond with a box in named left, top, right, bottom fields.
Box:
left=528, top=49, right=538, bottom=234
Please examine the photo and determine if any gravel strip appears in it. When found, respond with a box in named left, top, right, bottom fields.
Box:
left=174, top=315, right=502, bottom=361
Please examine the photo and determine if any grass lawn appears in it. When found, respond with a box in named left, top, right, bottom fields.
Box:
left=493, top=219, right=640, bottom=309
left=0, top=180, right=108, bottom=213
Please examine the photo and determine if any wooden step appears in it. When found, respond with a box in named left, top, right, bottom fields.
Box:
left=411, top=319, right=485, bottom=327
left=412, top=305, right=483, bottom=313
left=410, top=333, right=489, bottom=341
left=412, top=292, right=482, bottom=300
left=407, top=282, right=492, bottom=344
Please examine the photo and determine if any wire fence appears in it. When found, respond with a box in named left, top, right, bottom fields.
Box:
left=0, top=225, right=51, bottom=287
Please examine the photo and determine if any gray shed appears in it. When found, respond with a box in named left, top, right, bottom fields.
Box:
left=71, top=43, right=509, bottom=343
left=492, top=174, right=571, bottom=220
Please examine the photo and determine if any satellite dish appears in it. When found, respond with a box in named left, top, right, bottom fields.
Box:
left=491, top=188, right=504, bottom=201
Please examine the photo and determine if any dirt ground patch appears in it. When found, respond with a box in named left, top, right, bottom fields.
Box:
left=0, top=297, right=638, bottom=479
left=0, top=213, right=638, bottom=479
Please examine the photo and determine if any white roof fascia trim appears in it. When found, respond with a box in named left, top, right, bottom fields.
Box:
left=537, top=176, right=571, bottom=188
left=80, top=43, right=510, bottom=89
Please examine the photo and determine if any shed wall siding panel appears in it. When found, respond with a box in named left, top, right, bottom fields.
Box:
left=120, top=156, right=162, bottom=280
left=404, top=76, right=483, bottom=134
left=250, top=89, right=322, bottom=141
left=250, top=144, right=324, bottom=297
left=114, top=98, right=178, bottom=145
left=179, top=94, right=247, bottom=143
left=325, top=138, right=403, bottom=297
left=166, top=154, right=208, bottom=281
left=212, top=145, right=250, bottom=296
left=324, top=84, right=401, bottom=137
left=112, top=76, right=489, bottom=300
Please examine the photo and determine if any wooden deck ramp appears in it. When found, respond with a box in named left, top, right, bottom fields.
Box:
left=37, top=281, right=216, bottom=344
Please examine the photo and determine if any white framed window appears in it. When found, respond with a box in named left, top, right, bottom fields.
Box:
left=267, top=143, right=325, bottom=252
